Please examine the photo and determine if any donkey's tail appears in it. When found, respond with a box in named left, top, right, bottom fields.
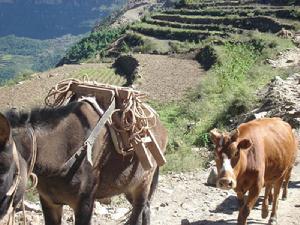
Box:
left=148, top=167, right=159, bottom=201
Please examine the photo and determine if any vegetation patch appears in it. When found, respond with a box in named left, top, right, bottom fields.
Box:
left=195, top=45, right=219, bottom=70
left=178, top=0, right=255, bottom=8
left=156, top=33, right=295, bottom=172
left=131, top=23, right=227, bottom=41
left=144, top=18, right=243, bottom=33
left=113, top=55, right=139, bottom=85
left=58, top=27, right=126, bottom=66
left=164, top=8, right=300, bottom=21
left=151, top=14, right=295, bottom=33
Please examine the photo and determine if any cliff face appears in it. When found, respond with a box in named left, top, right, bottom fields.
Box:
left=0, top=0, right=126, bottom=39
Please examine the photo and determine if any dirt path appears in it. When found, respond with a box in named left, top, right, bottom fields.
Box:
left=17, top=153, right=300, bottom=225
left=134, top=54, right=204, bottom=102
left=93, top=151, right=300, bottom=225
left=267, top=48, right=300, bottom=68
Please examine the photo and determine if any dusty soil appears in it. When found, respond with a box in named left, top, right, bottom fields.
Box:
left=134, top=54, right=204, bottom=102
left=0, top=54, right=204, bottom=112
left=0, top=63, right=112, bottom=111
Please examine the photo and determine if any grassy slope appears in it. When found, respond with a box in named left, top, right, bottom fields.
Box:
left=157, top=32, right=297, bottom=172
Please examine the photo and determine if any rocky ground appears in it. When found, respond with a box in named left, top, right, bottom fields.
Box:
left=15, top=154, right=300, bottom=225
left=267, top=48, right=300, bottom=68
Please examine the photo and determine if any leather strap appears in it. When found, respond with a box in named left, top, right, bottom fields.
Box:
left=59, top=97, right=115, bottom=176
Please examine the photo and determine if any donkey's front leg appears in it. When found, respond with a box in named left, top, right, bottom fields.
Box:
left=40, top=195, right=63, bottom=225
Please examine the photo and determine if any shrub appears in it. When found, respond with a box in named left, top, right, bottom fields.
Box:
left=195, top=45, right=218, bottom=70
left=58, top=27, right=126, bottom=65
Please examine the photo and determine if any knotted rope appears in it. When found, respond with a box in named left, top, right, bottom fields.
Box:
left=111, top=90, right=157, bottom=143
left=45, top=78, right=81, bottom=107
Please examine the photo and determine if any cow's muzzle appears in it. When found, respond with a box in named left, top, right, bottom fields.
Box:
left=217, top=177, right=236, bottom=190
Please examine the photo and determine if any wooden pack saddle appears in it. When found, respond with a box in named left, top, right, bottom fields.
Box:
left=45, top=79, right=166, bottom=170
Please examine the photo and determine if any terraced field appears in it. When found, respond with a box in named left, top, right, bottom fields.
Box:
left=125, top=0, right=300, bottom=48
left=0, top=53, right=34, bottom=82
left=73, top=66, right=127, bottom=86
left=0, top=54, right=12, bottom=69
left=0, top=63, right=127, bottom=111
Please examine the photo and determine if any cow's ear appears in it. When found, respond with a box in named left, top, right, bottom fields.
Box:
left=237, top=139, right=252, bottom=150
left=210, top=128, right=222, bottom=145
left=0, top=113, right=11, bottom=147
left=230, top=129, right=239, bottom=142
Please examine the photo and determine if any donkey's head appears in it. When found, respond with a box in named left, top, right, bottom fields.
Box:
left=0, top=113, right=27, bottom=220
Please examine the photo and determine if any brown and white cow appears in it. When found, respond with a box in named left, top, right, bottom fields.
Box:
left=210, top=117, right=298, bottom=225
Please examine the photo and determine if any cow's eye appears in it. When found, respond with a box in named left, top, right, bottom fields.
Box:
left=234, top=150, right=239, bottom=157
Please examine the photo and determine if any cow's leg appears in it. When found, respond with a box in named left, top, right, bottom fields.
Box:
left=262, top=184, right=272, bottom=219
left=268, top=186, right=273, bottom=205
left=40, top=195, right=63, bottom=225
left=282, top=168, right=292, bottom=200
left=74, top=192, right=95, bottom=225
left=238, top=182, right=262, bottom=225
left=268, top=179, right=283, bottom=225
left=237, top=191, right=245, bottom=208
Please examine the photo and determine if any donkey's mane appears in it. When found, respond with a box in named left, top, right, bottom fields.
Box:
left=5, top=101, right=82, bottom=128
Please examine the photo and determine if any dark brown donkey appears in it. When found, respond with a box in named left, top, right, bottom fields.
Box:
left=1, top=100, right=168, bottom=225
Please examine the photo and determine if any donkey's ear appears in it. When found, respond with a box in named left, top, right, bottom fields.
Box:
left=210, top=128, right=222, bottom=145
left=0, top=113, right=11, bottom=146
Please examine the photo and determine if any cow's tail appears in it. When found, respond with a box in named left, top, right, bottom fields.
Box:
left=292, top=129, right=299, bottom=166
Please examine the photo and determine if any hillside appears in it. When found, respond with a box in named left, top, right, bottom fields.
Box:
left=3, top=0, right=300, bottom=169
left=0, top=35, right=82, bottom=82
left=1, top=1, right=300, bottom=224
left=0, top=0, right=129, bottom=83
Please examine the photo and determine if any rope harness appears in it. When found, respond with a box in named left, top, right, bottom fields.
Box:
left=4, top=127, right=38, bottom=225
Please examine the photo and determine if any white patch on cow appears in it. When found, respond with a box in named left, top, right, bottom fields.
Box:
left=220, top=153, right=233, bottom=174
left=219, top=136, right=223, bottom=146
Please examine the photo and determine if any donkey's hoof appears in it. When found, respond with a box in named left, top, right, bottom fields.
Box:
left=268, top=217, right=278, bottom=225
left=261, top=208, right=269, bottom=219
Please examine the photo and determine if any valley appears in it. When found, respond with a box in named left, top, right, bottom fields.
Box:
left=0, top=0, right=127, bottom=83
